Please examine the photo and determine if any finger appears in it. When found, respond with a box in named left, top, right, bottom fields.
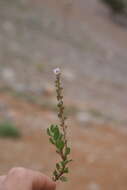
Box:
left=42, top=176, right=56, bottom=190
left=33, top=173, right=56, bottom=190
left=0, top=175, right=6, bottom=184
left=0, top=175, right=6, bottom=189
left=4, top=167, right=56, bottom=190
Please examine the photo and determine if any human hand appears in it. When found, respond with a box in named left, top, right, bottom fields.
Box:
left=0, top=167, right=56, bottom=190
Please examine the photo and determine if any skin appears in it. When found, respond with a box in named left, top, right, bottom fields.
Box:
left=0, top=167, right=56, bottom=190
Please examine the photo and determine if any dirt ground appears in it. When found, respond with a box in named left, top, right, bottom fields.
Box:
left=0, top=93, right=127, bottom=190
left=0, top=0, right=127, bottom=190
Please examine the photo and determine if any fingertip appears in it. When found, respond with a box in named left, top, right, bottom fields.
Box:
left=50, top=180, right=56, bottom=190
left=0, top=175, right=6, bottom=183
left=32, top=172, right=56, bottom=190
left=43, top=176, right=56, bottom=190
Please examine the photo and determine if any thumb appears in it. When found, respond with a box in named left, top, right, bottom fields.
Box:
left=32, top=173, right=56, bottom=190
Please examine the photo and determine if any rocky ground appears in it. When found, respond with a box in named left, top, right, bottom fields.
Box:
left=0, top=0, right=127, bottom=189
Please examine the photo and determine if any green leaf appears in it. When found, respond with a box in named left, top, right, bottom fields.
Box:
left=56, top=163, right=61, bottom=171
left=60, top=176, right=68, bottom=182
left=53, top=170, right=58, bottom=177
left=61, top=159, right=72, bottom=167
left=47, top=128, right=52, bottom=136
left=49, top=138, right=55, bottom=145
left=64, top=167, right=69, bottom=173
left=58, top=133, right=63, bottom=140
left=56, top=139, right=64, bottom=150
left=61, top=160, right=67, bottom=167
left=54, top=127, right=60, bottom=140
left=65, top=147, right=70, bottom=156
left=50, top=125, right=55, bottom=132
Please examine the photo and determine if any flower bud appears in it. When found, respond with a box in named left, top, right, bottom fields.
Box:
left=53, top=68, right=61, bottom=75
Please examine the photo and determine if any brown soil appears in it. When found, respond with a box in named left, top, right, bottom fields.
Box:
left=0, top=93, right=127, bottom=190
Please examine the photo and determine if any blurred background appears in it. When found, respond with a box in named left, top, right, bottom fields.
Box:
left=0, top=0, right=127, bottom=189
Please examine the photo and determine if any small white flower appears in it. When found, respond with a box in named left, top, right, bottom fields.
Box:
left=53, top=68, right=61, bottom=75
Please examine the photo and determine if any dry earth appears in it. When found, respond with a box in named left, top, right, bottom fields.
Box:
left=0, top=93, right=127, bottom=190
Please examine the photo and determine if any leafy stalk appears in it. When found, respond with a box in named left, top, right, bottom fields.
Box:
left=47, top=68, right=72, bottom=182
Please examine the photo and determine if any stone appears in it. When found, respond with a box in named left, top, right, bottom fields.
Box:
left=63, top=69, right=75, bottom=82
left=2, top=68, right=15, bottom=84
left=87, top=183, right=101, bottom=190
left=76, top=112, right=93, bottom=123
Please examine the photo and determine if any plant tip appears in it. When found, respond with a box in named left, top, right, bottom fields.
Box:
left=53, top=68, right=61, bottom=75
